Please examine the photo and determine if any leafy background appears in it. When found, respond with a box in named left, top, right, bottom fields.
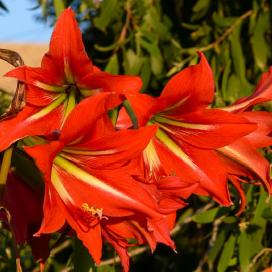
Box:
left=0, top=0, right=272, bottom=271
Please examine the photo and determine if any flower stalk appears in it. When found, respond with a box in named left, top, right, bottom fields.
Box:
left=0, top=147, right=13, bottom=198
left=123, top=99, right=138, bottom=129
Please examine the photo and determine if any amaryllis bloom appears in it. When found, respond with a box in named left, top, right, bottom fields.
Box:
left=215, top=68, right=272, bottom=213
left=23, top=94, right=190, bottom=271
left=0, top=8, right=142, bottom=152
left=119, top=53, right=260, bottom=205
left=2, top=173, right=50, bottom=267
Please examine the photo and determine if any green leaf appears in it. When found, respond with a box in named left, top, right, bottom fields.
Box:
left=140, top=39, right=163, bottom=75
left=221, top=59, right=231, bottom=100
left=53, top=0, right=65, bottom=17
left=140, top=58, right=151, bottom=90
left=178, top=208, right=194, bottom=224
left=251, top=12, right=270, bottom=70
left=123, top=49, right=143, bottom=75
left=217, top=234, right=236, bottom=272
left=193, top=207, right=219, bottom=224
left=226, top=74, right=242, bottom=103
left=94, top=0, right=117, bottom=31
left=229, top=25, right=252, bottom=93
left=239, top=230, right=251, bottom=272
left=222, top=216, right=238, bottom=224
left=181, top=22, right=200, bottom=31
left=252, top=187, right=268, bottom=224
left=97, top=265, right=115, bottom=272
left=245, top=188, right=268, bottom=259
left=192, top=0, right=211, bottom=21
left=208, top=229, right=228, bottom=264
left=192, top=0, right=210, bottom=12
left=74, top=238, right=95, bottom=272
left=229, top=26, right=244, bottom=75
left=261, top=207, right=272, bottom=220
left=212, top=13, right=236, bottom=28
left=105, top=54, right=119, bottom=74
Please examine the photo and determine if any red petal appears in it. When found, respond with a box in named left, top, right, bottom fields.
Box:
left=65, top=207, right=103, bottom=265
left=69, top=126, right=157, bottom=167
left=36, top=184, right=66, bottom=235
left=158, top=176, right=199, bottom=199
left=43, top=8, right=93, bottom=83
left=102, top=229, right=130, bottom=272
left=103, top=218, right=156, bottom=249
left=218, top=139, right=271, bottom=192
left=158, top=197, right=187, bottom=214
left=6, top=66, right=62, bottom=90
left=152, top=137, right=199, bottom=182
left=26, top=141, right=163, bottom=221
left=24, top=142, right=66, bottom=234
left=224, top=67, right=272, bottom=112
left=229, top=176, right=246, bottom=215
left=160, top=52, right=214, bottom=114
left=52, top=164, right=161, bottom=219
left=6, top=66, right=59, bottom=106
left=241, top=111, right=272, bottom=148
left=3, top=174, right=51, bottom=263
left=3, top=173, right=43, bottom=243
left=147, top=218, right=175, bottom=250
left=79, top=72, right=142, bottom=94
left=26, top=143, right=112, bottom=245
left=153, top=138, right=231, bottom=205
left=0, top=105, right=64, bottom=152
left=60, top=93, right=114, bottom=144
left=180, top=143, right=231, bottom=205
left=160, top=109, right=257, bottom=149
left=25, top=148, right=104, bottom=263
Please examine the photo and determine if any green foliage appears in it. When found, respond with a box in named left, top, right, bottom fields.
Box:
left=0, top=0, right=272, bottom=271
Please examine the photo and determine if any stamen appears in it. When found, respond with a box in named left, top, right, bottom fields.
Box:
left=81, top=203, right=107, bottom=220
left=143, top=140, right=162, bottom=181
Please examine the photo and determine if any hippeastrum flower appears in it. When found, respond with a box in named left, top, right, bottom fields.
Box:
left=215, top=67, right=272, bottom=213
left=2, top=173, right=50, bottom=268
left=0, top=8, right=142, bottom=152
left=23, top=94, right=188, bottom=271
left=118, top=52, right=258, bottom=205
left=222, top=67, right=272, bottom=113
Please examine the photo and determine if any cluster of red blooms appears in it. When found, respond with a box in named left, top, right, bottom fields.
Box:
left=0, top=8, right=272, bottom=272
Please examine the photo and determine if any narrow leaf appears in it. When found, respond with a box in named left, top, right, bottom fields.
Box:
left=193, top=207, right=219, bottom=224
left=217, top=234, right=236, bottom=272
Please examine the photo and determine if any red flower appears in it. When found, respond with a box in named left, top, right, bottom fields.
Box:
left=119, top=53, right=259, bottom=205
left=23, top=94, right=189, bottom=271
left=216, top=68, right=272, bottom=213
left=2, top=173, right=50, bottom=266
left=0, top=8, right=141, bottom=152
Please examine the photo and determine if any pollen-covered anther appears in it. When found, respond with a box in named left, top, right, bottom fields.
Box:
left=81, top=203, right=107, bottom=220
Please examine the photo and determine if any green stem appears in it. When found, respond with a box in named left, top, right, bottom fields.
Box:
left=0, top=147, right=13, bottom=185
left=0, top=147, right=13, bottom=198
left=123, top=99, right=138, bottom=129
